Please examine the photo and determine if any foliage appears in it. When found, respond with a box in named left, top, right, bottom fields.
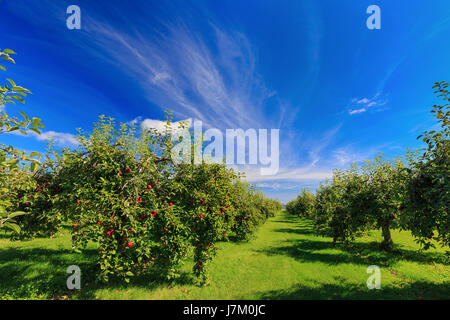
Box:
left=230, top=183, right=281, bottom=241
left=360, top=156, right=409, bottom=250
left=312, top=169, right=366, bottom=245
left=14, top=115, right=281, bottom=284
left=311, top=156, right=408, bottom=249
left=403, top=81, right=449, bottom=251
left=306, top=82, right=449, bottom=253
left=1, top=211, right=448, bottom=300
left=286, top=188, right=315, bottom=218
left=0, top=48, right=44, bottom=233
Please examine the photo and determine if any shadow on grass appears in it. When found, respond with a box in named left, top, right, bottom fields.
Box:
left=0, top=246, right=196, bottom=300
left=256, top=238, right=448, bottom=267
left=344, top=241, right=449, bottom=266
left=257, top=239, right=374, bottom=266
left=271, top=219, right=296, bottom=224
left=75, top=269, right=195, bottom=300
left=0, top=246, right=98, bottom=299
left=258, top=279, right=450, bottom=300
left=273, top=227, right=315, bottom=236
left=272, top=216, right=315, bottom=236
left=260, top=213, right=448, bottom=266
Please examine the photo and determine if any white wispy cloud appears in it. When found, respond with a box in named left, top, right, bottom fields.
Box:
left=8, top=129, right=78, bottom=146
left=126, top=116, right=143, bottom=126
left=333, top=149, right=356, bottom=166
left=81, top=17, right=274, bottom=130
left=299, top=124, right=342, bottom=168
left=348, top=92, right=388, bottom=115
left=36, top=131, right=78, bottom=145
left=140, top=117, right=192, bottom=133
left=238, top=165, right=333, bottom=183
left=257, top=182, right=298, bottom=190
left=8, top=1, right=279, bottom=130
left=127, top=116, right=193, bottom=135
left=349, top=108, right=367, bottom=115
left=333, top=148, right=371, bottom=166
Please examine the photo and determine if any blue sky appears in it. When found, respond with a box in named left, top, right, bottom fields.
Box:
left=1, top=0, right=450, bottom=203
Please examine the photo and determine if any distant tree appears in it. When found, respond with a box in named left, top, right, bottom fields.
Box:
left=311, top=82, right=448, bottom=253
left=360, top=155, right=408, bottom=250
left=312, top=157, right=408, bottom=250
left=286, top=188, right=315, bottom=217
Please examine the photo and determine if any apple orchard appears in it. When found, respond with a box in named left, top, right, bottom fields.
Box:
left=7, top=114, right=282, bottom=284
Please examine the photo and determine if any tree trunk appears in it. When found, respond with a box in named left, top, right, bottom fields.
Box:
left=381, top=224, right=393, bottom=251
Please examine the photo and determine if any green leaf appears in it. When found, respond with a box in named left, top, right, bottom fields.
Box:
left=0, top=56, right=15, bottom=63
left=18, top=111, right=30, bottom=121
left=30, top=162, right=38, bottom=172
left=29, top=127, right=41, bottom=135
left=3, top=222, right=21, bottom=233
left=7, top=126, right=19, bottom=132
left=3, top=49, right=16, bottom=55
left=6, top=78, right=16, bottom=87
left=6, top=157, right=20, bottom=164
left=10, top=95, right=25, bottom=103
left=13, top=86, right=31, bottom=94
left=8, top=211, right=27, bottom=219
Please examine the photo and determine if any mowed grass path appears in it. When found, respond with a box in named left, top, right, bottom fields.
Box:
left=0, top=210, right=448, bottom=299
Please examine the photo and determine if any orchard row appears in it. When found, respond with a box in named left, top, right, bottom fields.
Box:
left=4, top=115, right=282, bottom=284
left=287, top=81, right=449, bottom=254
left=1, top=50, right=281, bottom=284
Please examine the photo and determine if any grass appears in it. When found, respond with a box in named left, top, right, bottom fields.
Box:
left=0, top=210, right=448, bottom=300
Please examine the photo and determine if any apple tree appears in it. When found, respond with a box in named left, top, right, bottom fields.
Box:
left=404, top=81, right=449, bottom=252
left=0, top=48, right=44, bottom=233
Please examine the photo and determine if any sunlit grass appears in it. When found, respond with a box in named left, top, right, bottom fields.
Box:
left=0, top=211, right=448, bottom=300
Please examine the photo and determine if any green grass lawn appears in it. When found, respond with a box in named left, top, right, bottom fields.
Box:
left=0, top=210, right=448, bottom=300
